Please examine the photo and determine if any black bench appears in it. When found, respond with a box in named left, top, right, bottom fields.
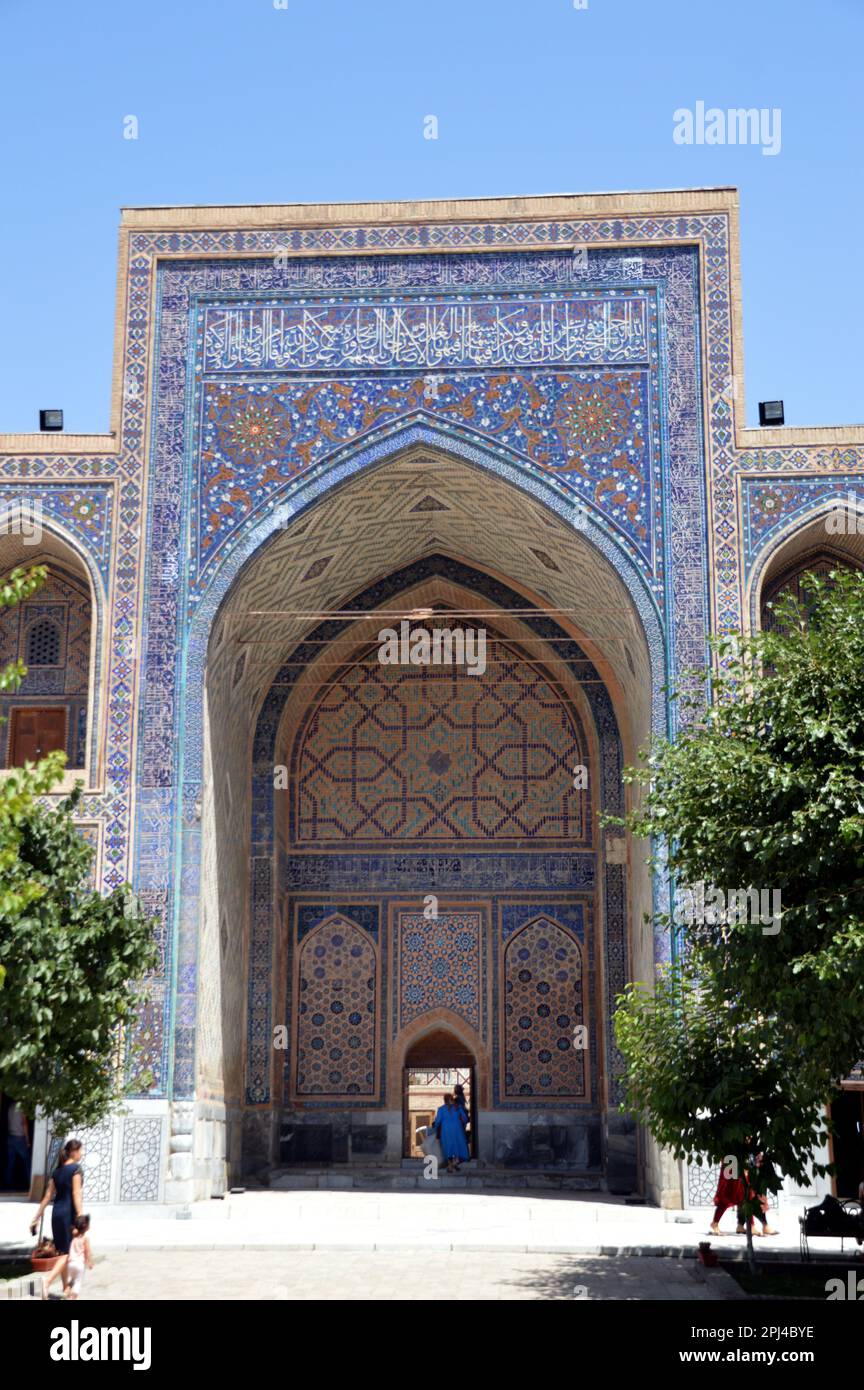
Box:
left=799, top=1197, right=864, bottom=1261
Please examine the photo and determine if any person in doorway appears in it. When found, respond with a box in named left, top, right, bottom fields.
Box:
left=453, top=1084, right=470, bottom=1156
left=64, top=1214, right=93, bottom=1300
left=4, top=1101, right=30, bottom=1190
left=433, top=1094, right=469, bottom=1174
left=30, top=1138, right=84, bottom=1297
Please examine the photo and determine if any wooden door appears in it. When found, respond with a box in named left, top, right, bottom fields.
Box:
left=9, top=708, right=67, bottom=764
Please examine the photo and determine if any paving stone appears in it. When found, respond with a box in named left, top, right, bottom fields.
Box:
left=76, top=1249, right=729, bottom=1301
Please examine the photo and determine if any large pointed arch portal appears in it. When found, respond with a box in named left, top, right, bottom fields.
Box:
left=190, top=445, right=661, bottom=1193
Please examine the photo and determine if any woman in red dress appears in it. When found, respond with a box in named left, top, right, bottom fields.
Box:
left=710, top=1168, right=746, bottom=1234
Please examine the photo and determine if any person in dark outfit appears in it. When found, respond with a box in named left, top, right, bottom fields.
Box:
left=453, top=1084, right=470, bottom=1157
left=30, top=1139, right=84, bottom=1297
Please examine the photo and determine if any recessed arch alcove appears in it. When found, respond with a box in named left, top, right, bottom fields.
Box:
left=0, top=516, right=103, bottom=787
left=748, top=504, right=864, bottom=632
left=190, top=442, right=662, bottom=1194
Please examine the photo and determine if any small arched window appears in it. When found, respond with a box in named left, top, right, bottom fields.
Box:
left=25, top=618, right=62, bottom=667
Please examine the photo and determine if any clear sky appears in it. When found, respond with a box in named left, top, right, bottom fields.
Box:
left=0, top=0, right=861, bottom=433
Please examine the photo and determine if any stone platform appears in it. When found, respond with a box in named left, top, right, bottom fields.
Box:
left=268, top=1161, right=606, bottom=1193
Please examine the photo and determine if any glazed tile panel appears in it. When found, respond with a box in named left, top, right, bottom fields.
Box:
left=295, top=916, right=378, bottom=1097
left=503, top=917, right=586, bottom=1100
left=292, top=644, right=589, bottom=845
left=397, top=909, right=482, bottom=1033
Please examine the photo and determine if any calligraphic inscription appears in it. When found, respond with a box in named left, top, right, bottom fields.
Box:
left=201, top=293, right=649, bottom=373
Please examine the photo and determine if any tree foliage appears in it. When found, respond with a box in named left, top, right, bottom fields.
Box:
left=612, top=569, right=864, bottom=1243
left=0, top=565, right=159, bottom=1129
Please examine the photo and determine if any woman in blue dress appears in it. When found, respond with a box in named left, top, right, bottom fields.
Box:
left=30, top=1138, right=84, bottom=1296
left=433, top=1094, right=469, bottom=1173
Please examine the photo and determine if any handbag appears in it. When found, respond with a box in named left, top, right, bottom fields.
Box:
left=419, top=1127, right=443, bottom=1162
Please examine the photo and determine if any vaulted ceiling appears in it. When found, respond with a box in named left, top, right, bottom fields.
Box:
left=205, top=448, right=656, bottom=758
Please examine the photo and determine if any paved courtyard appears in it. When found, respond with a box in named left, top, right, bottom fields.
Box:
left=76, top=1249, right=731, bottom=1301
left=1, top=1187, right=805, bottom=1256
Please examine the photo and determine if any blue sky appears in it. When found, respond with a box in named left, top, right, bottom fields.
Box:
left=0, top=0, right=861, bottom=432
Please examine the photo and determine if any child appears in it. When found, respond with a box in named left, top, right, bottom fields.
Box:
left=64, top=1214, right=93, bottom=1300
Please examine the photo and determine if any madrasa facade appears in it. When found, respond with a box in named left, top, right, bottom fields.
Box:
left=2, top=189, right=863, bottom=1209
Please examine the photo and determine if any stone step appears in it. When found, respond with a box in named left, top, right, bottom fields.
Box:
left=400, top=1157, right=479, bottom=1171
left=268, top=1164, right=605, bottom=1193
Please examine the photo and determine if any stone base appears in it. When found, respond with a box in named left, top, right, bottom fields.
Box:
left=167, top=1098, right=229, bottom=1202
left=606, top=1109, right=638, bottom=1195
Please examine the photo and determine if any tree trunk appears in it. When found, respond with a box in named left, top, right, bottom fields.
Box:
left=745, top=1210, right=756, bottom=1276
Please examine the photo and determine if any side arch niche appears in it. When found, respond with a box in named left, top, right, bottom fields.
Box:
left=292, top=915, right=379, bottom=1100
left=0, top=519, right=101, bottom=783
left=748, top=505, right=864, bottom=633
left=502, top=917, right=585, bottom=1102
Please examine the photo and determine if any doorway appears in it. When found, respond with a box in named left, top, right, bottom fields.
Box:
left=9, top=707, right=67, bottom=763
left=403, top=1030, right=477, bottom=1160
left=830, top=1088, right=864, bottom=1198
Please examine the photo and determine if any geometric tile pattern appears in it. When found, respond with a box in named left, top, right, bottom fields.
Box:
left=119, top=1117, right=163, bottom=1201
left=145, top=245, right=687, bottom=1102
left=503, top=917, right=585, bottom=1099
left=294, top=640, right=587, bottom=844
left=50, top=1119, right=113, bottom=1205
left=397, top=909, right=481, bottom=1033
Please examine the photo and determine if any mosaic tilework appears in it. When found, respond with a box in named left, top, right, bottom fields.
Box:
left=167, top=250, right=683, bottom=1106
left=503, top=917, right=585, bottom=1100
left=245, top=857, right=272, bottom=1105
left=742, top=474, right=864, bottom=581
left=0, top=485, right=114, bottom=584
left=293, top=638, right=589, bottom=845
left=157, top=245, right=684, bottom=1107
left=397, top=909, right=482, bottom=1033
left=200, top=292, right=650, bottom=372
left=295, top=915, right=378, bottom=1097
left=297, top=902, right=379, bottom=942
left=285, top=850, right=596, bottom=893
left=286, top=903, right=384, bottom=1107
left=197, top=368, right=656, bottom=577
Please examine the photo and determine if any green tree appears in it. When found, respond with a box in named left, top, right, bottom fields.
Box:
left=612, top=569, right=864, bottom=1266
left=0, top=566, right=54, bottom=992
left=0, top=565, right=158, bottom=1131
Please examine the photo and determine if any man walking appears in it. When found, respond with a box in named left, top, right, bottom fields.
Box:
left=4, top=1101, right=31, bottom=1190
